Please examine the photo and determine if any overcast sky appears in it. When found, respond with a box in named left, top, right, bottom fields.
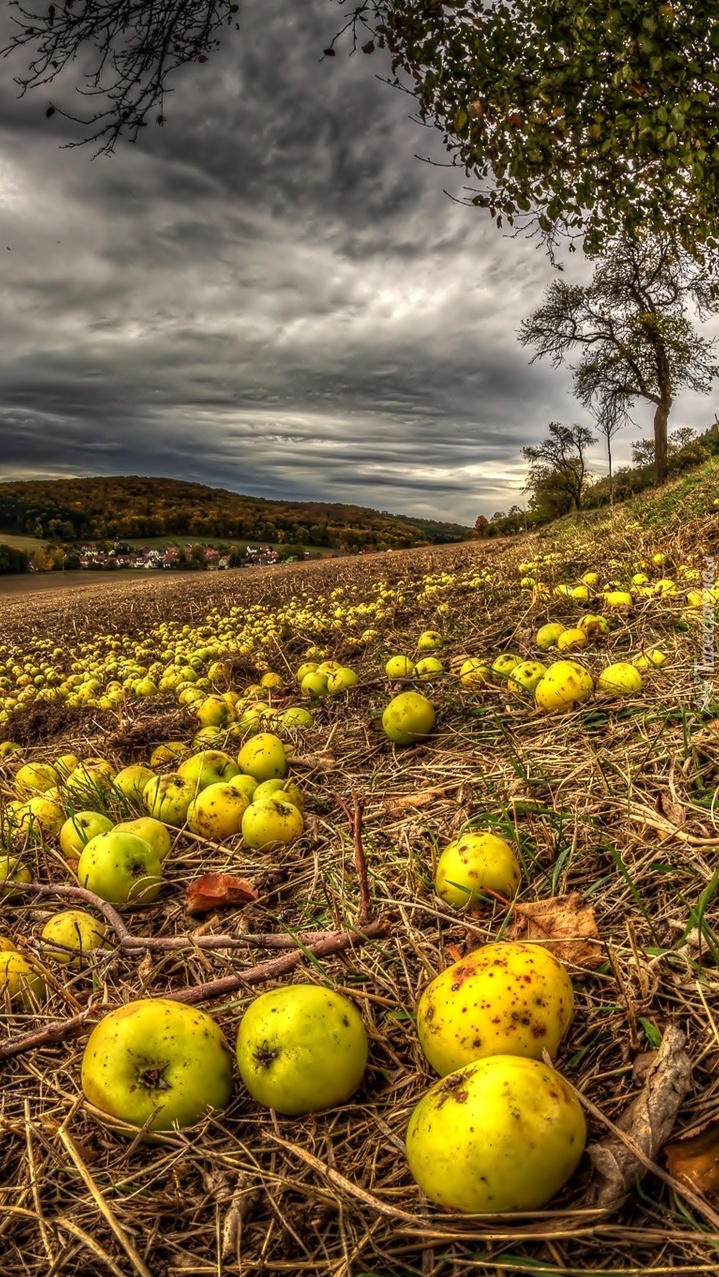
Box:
left=0, top=0, right=716, bottom=524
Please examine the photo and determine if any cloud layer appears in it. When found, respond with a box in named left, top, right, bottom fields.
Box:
left=0, top=0, right=715, bottom=523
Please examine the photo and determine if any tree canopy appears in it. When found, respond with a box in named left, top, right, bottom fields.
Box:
left=5, top=3, right=719, bottom=256
left=522, top=421, right=596, bottom=513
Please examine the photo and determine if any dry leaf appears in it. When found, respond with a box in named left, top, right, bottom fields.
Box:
left=186, top=874, right=259, bottom=916
left=666, top=1116, right=719, bottom=1202
left=445, top=942, right=463, bottom=963
left=656, top=792, right=686, bottom=827
left=585, top=1023, right=692, bottom=1213
left=507, top=892, right=603, bottom=969
left=384, top=788, right=445, bottom=816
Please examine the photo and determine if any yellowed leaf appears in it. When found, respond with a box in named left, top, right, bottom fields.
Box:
left=666, top=1117, right=719, bottom=1202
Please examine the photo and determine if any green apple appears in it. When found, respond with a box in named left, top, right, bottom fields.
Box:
left=242, top=797, right=303, bottom=849
left=115, top=817, right=172, bottom=861
left=60, top=811, right=114, bottom=860
left=178, top=750, right=240, bottom=791
left=77, top=830, right=162, bottom=905
left=81, top=999, right=234, bottom=1132
left=237, top=985, right=368, bottom=1115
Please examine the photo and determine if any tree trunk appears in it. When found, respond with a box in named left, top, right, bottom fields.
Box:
left=653, top=398, right=671, bottom=485
left=607, top=434, right=614, bottom=506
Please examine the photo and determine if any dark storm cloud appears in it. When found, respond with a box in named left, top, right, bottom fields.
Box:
left=0, top=0, right=708, bottom=521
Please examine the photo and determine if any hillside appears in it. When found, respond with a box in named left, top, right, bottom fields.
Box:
left=0, top=475, right=471, bottom=551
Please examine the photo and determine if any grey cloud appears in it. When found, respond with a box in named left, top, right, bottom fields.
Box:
left=0, top=0, right=713, bottom=524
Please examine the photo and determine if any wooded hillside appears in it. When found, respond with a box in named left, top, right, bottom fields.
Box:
left=0, top=476, right=471, bottom=551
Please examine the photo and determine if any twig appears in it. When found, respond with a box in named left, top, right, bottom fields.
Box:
left=0, top=1005, right=101, bottom=1061
left=170, top=918, right=388, bottom=1005
left=0, top=921, right=389, bottom=1058
left=15, top=881, right=339, bottom=955
left=335, top=793, right=373, bottom=926
left=11, top=881, right=133, bottom=943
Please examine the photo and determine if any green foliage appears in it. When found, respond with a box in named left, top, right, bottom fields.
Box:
left=0, top=544, right=30, bottom=575
left=362, top=1, right=719, bottom=256
left=0, top=476, right=470, bottom=552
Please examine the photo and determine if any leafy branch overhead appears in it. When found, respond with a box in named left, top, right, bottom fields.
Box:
left=5, top=2, right=719, bottom=254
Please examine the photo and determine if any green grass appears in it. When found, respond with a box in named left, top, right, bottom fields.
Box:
left=0, top=533, right=46, bottom=551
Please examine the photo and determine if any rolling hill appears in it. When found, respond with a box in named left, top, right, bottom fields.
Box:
left=0, top=476, right=472, bottom=552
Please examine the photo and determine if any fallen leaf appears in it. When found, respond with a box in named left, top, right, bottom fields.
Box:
left=445, top=942, right=463, bottom=963
left=584, top=1023, right=692, bottom=1213
left=656, top=792, right=686, bottom=827
left=666, top=1117, right=719, bottom=1202
left=507, top=892, right=603, bottom=969
left=186, top=874, right=259, bottom=916
left=384, top=788, right=446, bottom=816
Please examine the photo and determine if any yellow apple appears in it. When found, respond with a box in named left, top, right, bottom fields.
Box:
left=535, top=623, right=565, bottom=651
left=535, top=661, right=594, bottom=713
left=252, top=778, right=305, bottom=811
left=149, top=741, right=188, bottom=767
left=82, top=999, right=234, bottom=1132
left=115, top=817, right=172, bottom=861
left=114, top=764, right=156, bottom=804
left=242, top=797, right=303, bottom=849
left=0, top=950, right=46, bottom=1008
left=143, top=773, right=196, bottom=824
left=405, top=1055, right=586, bottom=1212
left=385, top=655, right=415, bottom=679
left=597, top=662, right=643, bottom=696
left=435, top=832, right=521, bottom=907
left=187, top=782, right=250, bottom=839
left=15, top=761, right=59, bottom=799
left=0, top=855, right=31, bottom=900
left=178, top=750, right=240, bottom=791
left=416, top=942, right=574, bottom=1075
left=382, top=692, right=435, bottom=745
left=237, top=733, right=288, bottom=782
left=41, top=909, right=106, bottom=966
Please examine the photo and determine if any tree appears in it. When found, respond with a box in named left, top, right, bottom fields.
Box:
left=519, top=236, right=719, bottom=485
left=523, top=422, right=596, bottom=512
left=5, top=3, right=719, bottom=254
left=474, top=515, right=489, bottom=539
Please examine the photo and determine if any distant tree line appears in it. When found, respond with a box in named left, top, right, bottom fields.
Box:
left=0, top=477, right=469, bottom=552
left=0, top=545, right=31, bottom=574
left=486, top=420, right=719, bottom=535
